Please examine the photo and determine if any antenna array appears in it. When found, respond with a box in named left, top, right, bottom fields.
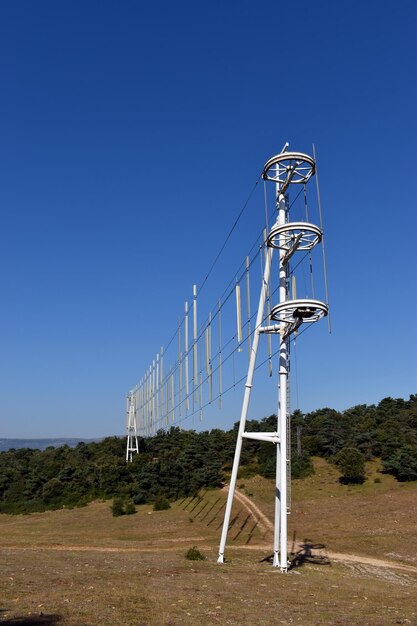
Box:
left=125, top=143, right=330, bottom=570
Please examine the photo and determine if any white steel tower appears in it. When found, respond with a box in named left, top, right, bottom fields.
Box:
left=125, top=392, right=139, bottom=462
left=217, top=145, right=328, bottom=571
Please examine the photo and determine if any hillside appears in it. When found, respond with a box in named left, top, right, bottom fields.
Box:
left=1, top=394, right=416, bottom=515
left=0, top=457, right=416, bottom=625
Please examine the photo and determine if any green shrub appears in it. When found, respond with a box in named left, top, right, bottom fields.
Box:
left=111, top=497, right=125, bottom=517
left=291, top=451, right=315, bottom=479
left=125, top=499, right=136, bottom=515
left=333, top=447, right=366, bottom=484
left=153, top=495, right=171, bottom=511
left=133, top=491, right=146, bottom=505
left=382, top=445, right=417, bottom=481
left=185, top=546, right=206, bottom=561
left=259, top=456, right=275, bottom=479
left=238, top=463, right=261, bottom=479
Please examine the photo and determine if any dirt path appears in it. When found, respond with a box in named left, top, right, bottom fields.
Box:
left=222, top=485, right=274, bottom=535
left=322, top=551, right=417, bottom=574
left=3, top=542, right=417, bottom=575
left=220, top=486, right=417, bottom=575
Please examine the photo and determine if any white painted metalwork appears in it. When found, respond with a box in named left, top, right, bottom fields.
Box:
left=263, top=229, right=273, bottom=377
left=271, top=298, right=328, bottom=324
left=207, top=312, right=213, bottom=403
left=178, top=326, right=182, bottom=417
left=267, top=222, right=322, bottom=251
left=275, top=189, right=288, bottom=570
left=218, top=143, right=329, bottom=571
left=262, top=152, right=315, bottom=188
left=235, top=282, right=242, bottom=346
left=193, top=285, right=198, bottom=409
left=217, top=238, right=273, bottom=564
left=185, top=302, right=190, bottom=412
left=126, top=146, right=330, bottom=576
left=125, top=393, right=138, bottom=462
left=218, top=299, right=223, bottom=410
left=245, top=256, right=251, bottom=359
left=270, top=299, right=328, bottom=340
left=159, top=348, right=164, bottom=428
left=156, top=354, right=160, bottom=424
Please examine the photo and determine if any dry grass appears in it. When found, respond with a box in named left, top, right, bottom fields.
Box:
left=1, top=460, right=417, bottom=625
left=242, top=458, right=417, bottom=567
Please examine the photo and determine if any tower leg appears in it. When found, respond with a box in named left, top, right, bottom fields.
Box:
left=272, top=191, right=289, bottom=571
left=218, top=244, right=274, bottom=563
left=278, top=346, right=288, bottom=571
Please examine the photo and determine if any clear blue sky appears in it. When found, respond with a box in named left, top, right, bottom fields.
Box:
left=1, top=0, right=416, bottom=438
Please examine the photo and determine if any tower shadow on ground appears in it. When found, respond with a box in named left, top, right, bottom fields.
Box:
left=259, top=533, right=332, bottom=569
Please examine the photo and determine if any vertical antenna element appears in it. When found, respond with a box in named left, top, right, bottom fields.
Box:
left=246, top=256, right=251, bottom=360
left=156, top=354, right=159, bottom=425
left=304, top=183, right=315, bottom=299
left=145, top=369, right=148, bottom=436
left=205, top=323, right=210, bottom=376
left=170, top=372, right=175, bottom=422
left=218, top=299, right=223, bottom=410
left=160, top=347, right=164, bottom=429
left=185, top=302, right=189, bottom=412
left=125, top=394, right=130, bottom=431
left=144, top=369, right=148, bottom=433
left=165, top=375, right=169, bottom=425
left=235, top=281, right=242, bottom=348
left=148, top=365, right=152, bottom=434
left=264, top=229, right=273, bottom=377
left=193, top=285, right=198, bottom=407
left=178, top=320, right=182, bottom=417
left=152, top=360, right=156, bottom=433
left=137, top=382, right=140, bottom=436
left=208, top=312, right=213, bottom=403
left=199, top=371, right=203, bottom=421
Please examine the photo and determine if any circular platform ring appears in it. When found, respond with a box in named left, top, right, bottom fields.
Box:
left=262, top=152, right=315, bottom=185
left=266, top=222, right=322, bottom=251
left=270, top=299, right=328, bottom=325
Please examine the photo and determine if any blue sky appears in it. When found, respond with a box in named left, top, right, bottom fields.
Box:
left=0, top=0, right=416, bottom=438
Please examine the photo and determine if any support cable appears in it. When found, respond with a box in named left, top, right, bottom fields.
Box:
left=313, top=143, right=331, bottom=333
left=161, top=321, right=315, bottom=432
left=142, top=179, right=304, bottom=383
left=134, top=165, right=323, bottom=433
left=139, top=302, right=317, bottom=435
left=198, top=178, right=261, bottom=296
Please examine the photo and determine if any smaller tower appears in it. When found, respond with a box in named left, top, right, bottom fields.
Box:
left=125, top=392, right=139, bottom=462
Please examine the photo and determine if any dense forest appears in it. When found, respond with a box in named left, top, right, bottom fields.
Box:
left=0, top=395, right=416, bottom=514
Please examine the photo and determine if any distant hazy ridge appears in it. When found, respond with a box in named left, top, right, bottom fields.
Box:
left=0, top=438, right=101, bottom=453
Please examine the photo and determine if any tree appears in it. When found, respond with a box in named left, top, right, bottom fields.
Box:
left=382, top=445, right=417, bottom=481
left=333, top=447, right=366, bottom=484
left=291, top=450, right=314, bottom=479
left=153, top=495, right=170, bottom=510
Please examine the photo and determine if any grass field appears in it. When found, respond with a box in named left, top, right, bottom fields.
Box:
left=1, top=458, right=416, bottom=625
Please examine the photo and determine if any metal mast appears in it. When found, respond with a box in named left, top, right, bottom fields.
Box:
left=218, top=144, right=328, bottom=571
left=125, top=392, right=139, bottom=462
